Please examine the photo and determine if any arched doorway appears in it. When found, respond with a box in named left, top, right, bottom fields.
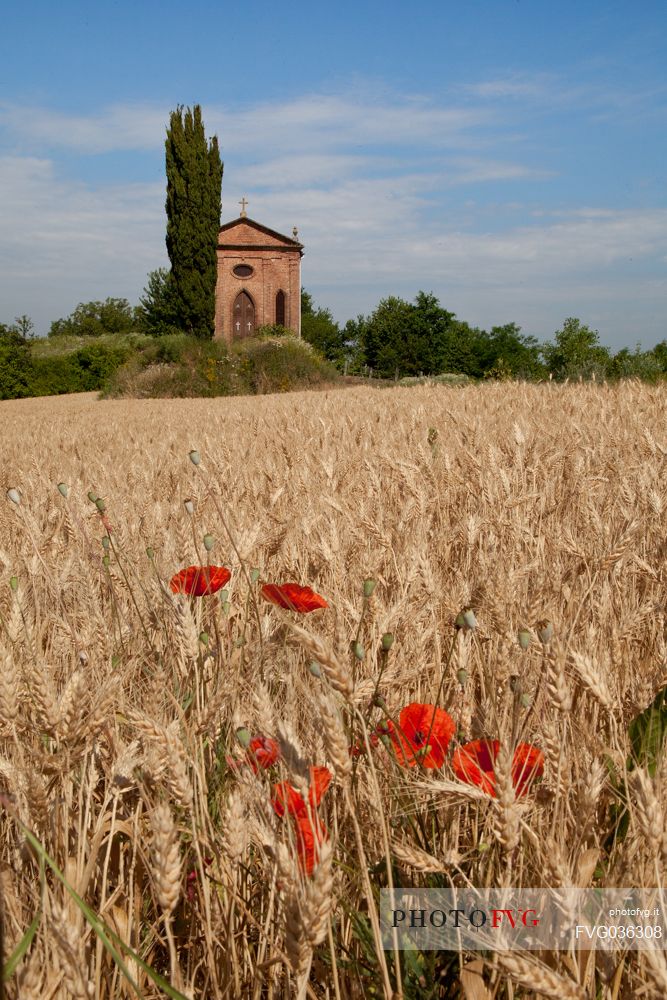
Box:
left=275, top=289, right=286, bottom=327
left=233, top=290, right=255, bottom=338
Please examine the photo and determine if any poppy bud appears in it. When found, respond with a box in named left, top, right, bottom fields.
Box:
left=455, top=612, right=466, bottom=630
left=88, top=490, right=98, bottom=503
left=363, top=578, right=376, bottom=598
left=146, top=546, right=154, bottom=560
left=250, top=568, right=260, bottom=583
left=457, top=668, right=469, bottom=687
left=219, top=589, right=228, bottom=602
left=111, top=654, right=120, bottom=669
left=189, top=450, right=201, bottom=466
left=381, top=632, right=394, bottom=651
left=199, top=631, right=209, bottom=646
left=101, top=536, right=110, bottom=550
left=518, top=628, right=531, bottom=651
left=203, top=534, right=215, bottom=552
left=9, top=576, right=18, bottom=592
left=352, top=641, right=365, bottom=661
left=222, top=601, right=231, bottom=615
left=462, top=609, right=477, bottom=631
left=57, top=482, right=69, bottom=498
left=184, top=499, right=195, bottom=515
left=6, top=488, right=20, bottom=505
left=520, top=693, right=532, bottom=709
left=536, top=620, right=554, bottom=645
left=102, top=555, right=110, bottom=568
left=235, top=726, right=251, bottom=748
left=309, top=661, right=322, bottom=678
left=95, top=498, right=106, bottom=513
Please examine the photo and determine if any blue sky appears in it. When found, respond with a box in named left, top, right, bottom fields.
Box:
left=1, top=0, right=665, bottom=347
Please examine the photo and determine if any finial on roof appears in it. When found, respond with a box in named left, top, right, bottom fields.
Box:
left=239, top=196, right=248, bottom=218
left=292, top=226, right=299, bottom=240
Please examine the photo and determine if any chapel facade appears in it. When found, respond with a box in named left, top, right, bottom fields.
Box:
left=214, top=200, right=304, bottom=343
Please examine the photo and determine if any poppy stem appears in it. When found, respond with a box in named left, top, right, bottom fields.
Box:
left=423, top=629, right=458, bottom=756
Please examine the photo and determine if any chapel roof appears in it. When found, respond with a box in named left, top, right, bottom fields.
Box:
left=218, top=216, right=304, bottom=252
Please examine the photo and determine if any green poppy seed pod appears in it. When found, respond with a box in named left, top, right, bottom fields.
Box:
left=353, top=641, right=365, bottom=661
left=381, top=632, right=394, bottom=651
left=454, top=611, right=466, bottom=630
left=235, top=726, right=251, bottom=748
left=102, top=555, right=110, bottom=568
left=87, top=490, right=98, bottom=503
left=536, top=620, right=554, bottom=645
left=478, top=842, right=491, bottom=853
left=456, top=668, right=469, bottom=687
left=57, top=482, right=69, bottom=498
left=199, top=631, right=209, bottom=646
left=146, top=546, right=154, bottom=560
left=111, top=654, right=120, bottom=669
left=95, top=498, right=106, bottom=513
left=189, top=450, right=201, bottom=466
left=309, top=660, right=322, bottom=678
left=250, top=568, right=260, bottom=583
left=9, top=576, right=18, bottom=592
left=462, top=608, right=477, bottom=631
left=203, top=533, right=215, bottom=552
left=101, top=536, right=110, bottom=550
left=6, top=488, right=21, bottom=506
left=363, top=578, right=376, bottom=598
left=222, top=601, right=231, bottom=615
left=219, top=589, right=228, bottom=602
left=518, top=628, right=532, bottom=651
left=520, top=692, right=532, bottom=709
left=184, top=498, right=195, bottom=515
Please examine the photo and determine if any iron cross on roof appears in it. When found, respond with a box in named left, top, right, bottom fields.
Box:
left=239, top=197, right=248, bottom=217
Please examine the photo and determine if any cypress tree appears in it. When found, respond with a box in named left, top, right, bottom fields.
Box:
left=165, top=105, right=223, bottom=338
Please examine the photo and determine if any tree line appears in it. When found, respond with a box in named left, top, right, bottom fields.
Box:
left=3, top=102, right=667, bottom=397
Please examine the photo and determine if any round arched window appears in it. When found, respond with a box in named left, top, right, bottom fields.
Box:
left=233, top=264, right=254, bottom=278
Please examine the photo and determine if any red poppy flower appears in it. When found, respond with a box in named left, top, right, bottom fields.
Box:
left=381, top=703, right=456, bottom=769
left=170, top=565, right=231, bottom=597
left=452, top=739, right=544, bottom=798
left=294, top=813, right=328, bottom=875
left=260, top=582, right=328, bottom=613
left=271, top=766, right=332, bottom=875
left=247, top=735, right=280, bottom=771
left=272, top=766, right=332, bottom=818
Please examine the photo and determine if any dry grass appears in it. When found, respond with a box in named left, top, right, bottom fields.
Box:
left=0, top=381, right=665, bottom=998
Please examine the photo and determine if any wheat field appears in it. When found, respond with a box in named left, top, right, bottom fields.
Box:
left=0, top=382, right=665, bottom=999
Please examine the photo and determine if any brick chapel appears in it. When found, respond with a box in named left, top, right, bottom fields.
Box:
left=214, top=198, right=304, bottom=343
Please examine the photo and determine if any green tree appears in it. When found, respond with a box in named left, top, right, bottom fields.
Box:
left=300, top=290, right=346, bottom=364
left=0, top=323, right=34, bottom=399
left=477, top=323, right=544, bottom=380
left=541, top=317, right=610, bottom=380
left=165, top=105, right=223, bottom=339
left=357, top=291, right=480, bottom=378
left=49, top=298, right=137, bottom=338
left=136, top=268, right=181, bottom=336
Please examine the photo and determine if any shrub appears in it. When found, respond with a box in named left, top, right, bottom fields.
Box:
left=0, top=325, right=34, bottom=399
left=49, top=298, right=138, bottom=338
